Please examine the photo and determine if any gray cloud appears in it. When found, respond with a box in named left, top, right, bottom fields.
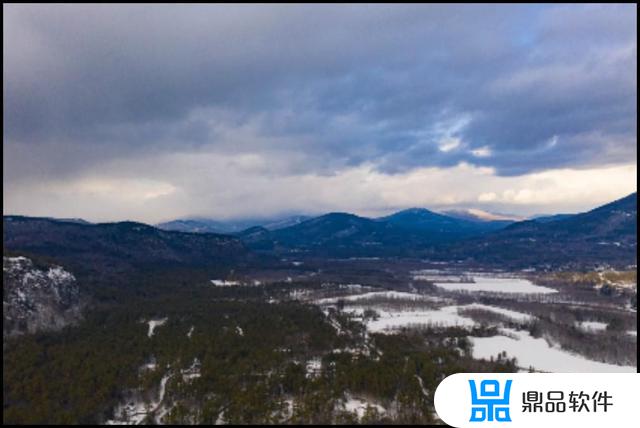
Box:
left=3, top=4, right=637, bottom=220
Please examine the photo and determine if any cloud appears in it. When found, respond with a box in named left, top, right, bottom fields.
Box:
left=2, top=4, right=637, bottom=221
left=471, top=146, right=492, bottom=158
left=4, top=146, right=636, bottom=223
left=478, top=192, right=497, bottom=202
left=438, top=138, right=462, bottom=153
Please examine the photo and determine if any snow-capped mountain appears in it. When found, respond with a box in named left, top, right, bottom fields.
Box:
left=441, top=208, right=524, bottom=223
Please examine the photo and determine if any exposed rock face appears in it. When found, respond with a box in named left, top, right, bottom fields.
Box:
left=3, top=256, right=82, bottom=338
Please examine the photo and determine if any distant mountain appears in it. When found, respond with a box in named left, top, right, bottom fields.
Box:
left=234, top=226, right=275, bottom=251
left=442, top=193, right=637, bottom=268
left=45, top=217, right=93, bottom=225
left=3, top=216, right=249, bottom=274
left=503, top=193, right=636, bottom=239
left=530, top=213, right=574, bottom=223
left=157, top=215, right=311, bottom=234
left=266, top=212, right=411, bottom=256
left=379, top=208, right=512, bottom=236
left=161, top=209, right=513, bottom=247
left=157, top=218, right=255, bottom=234
left=7, top=194, right=634, bottom=270
left=441, top=208, right=522, bottom=223
left=261, top=215, right=311, bottom=230
left=238, top=208, right=513, bottom=256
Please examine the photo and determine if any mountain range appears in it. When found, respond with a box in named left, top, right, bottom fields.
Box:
left=3, top=193, right=636, bottom=270
left=439, top=193, right=637, bottom=268
left=240, top=209, right=516, bottom=257
left=157, top=208, right=517, bottom=235
left=157, top=215, right=310, bottom=234
left=441, top=208, right=524, bottom=222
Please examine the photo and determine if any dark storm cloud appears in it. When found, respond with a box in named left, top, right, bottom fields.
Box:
left=3, top=4, right=637, bottom=182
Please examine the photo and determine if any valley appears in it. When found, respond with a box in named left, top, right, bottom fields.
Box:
left=235, top=257, right=637, bottom=371
left=3, top=194, right=637, bottom=424
left=4, top=4, right=636, bottom=425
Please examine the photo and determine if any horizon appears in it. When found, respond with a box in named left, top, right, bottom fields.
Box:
left=3, top=190, right=636, bottom=226
left=3, top=4, right=638, bottom=223
left=3, top=5, right=638, bottom=425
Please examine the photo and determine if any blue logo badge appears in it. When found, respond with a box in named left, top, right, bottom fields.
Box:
left=469, top=379, right=512, bottom=422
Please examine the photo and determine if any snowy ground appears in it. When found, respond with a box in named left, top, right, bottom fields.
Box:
left=576, top=321, right=608, bottom=332
left=305, top=358, right=322, bottom=379
left=105, top=372, right=173, bottom=425
left=181, top=358, right=201, bottom=382
left=340, top=302, right=533, bottom=333
left=356, top=306, right=476, bottom=332
left=341, top=395, right=386, bottom=420
left=470, top=328, right=636, bottom=373
left=210, top=279, right=240, bottom=286
left=316, top=290, right=444, bottom=305
left=147, top=318, right=168, bottom=338
left=461, top=303, right=534, bottom=322
left=312, top=273, right=634, bottom=373
left=433, top=275, right=557, bottom=294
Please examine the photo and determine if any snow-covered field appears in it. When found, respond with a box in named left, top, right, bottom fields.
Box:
left=310, top=268, right=634, bottom=374
left=470, top=328, right=636, bottom=373
left=341, top=303, right=533, bottom=333
left=433, top=275, right=557, bottom=294
left=357, top=306, right=476, bottom=332
left=460, top=303, right=534, bottom=322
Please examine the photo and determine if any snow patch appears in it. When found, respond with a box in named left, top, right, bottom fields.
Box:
left=210, top=279, right=240, bottom=287
left=147, top=318, right=168, bottom=338
left=305, top=357, right=322, bottom=379
left=354, top=305, right=477, bottom=333
left=434, top=275, right=557, bottom=294
left=106, top=372, right=173, bottom=425
left=470, top=328, right=636, bottom=373
left=461, top=303, right=534, bottom=323
left=315, top=290, right=443, bottom=305
left=415, top=375, right=429, bottom=399
left=181, top=358, right=201, bottom=382
left=342, top=395, right=386, bottom=420
left=576, top=321, right=608, bottom=332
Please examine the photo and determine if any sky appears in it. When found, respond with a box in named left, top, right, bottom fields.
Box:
left=3, top=4, right=637, bottom=223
